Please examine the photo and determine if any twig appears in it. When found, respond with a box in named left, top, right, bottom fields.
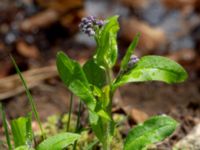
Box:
left=0, top=65, right=57, bottom=100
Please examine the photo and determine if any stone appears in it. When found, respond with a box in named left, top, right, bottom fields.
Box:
left=175, top=123, right=200, bottom=150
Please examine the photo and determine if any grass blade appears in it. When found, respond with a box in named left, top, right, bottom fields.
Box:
left=67, top=93, right=74, bottom=132
left=120, top=33, right=140, bottom=72
left=0, top=103, right=12, bottom=150
left=10, top=55, right=46, bottom=139
left=11, top=116, right=27, bottom=147
left=10, top=113, right=33, bottom=148
left=73, top=101, right=82, bottom=150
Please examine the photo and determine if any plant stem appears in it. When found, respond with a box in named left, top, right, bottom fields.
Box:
left=75, top=101, right=82, bottom=132
left=103, top=123, right=111, bottom=150
left=66, top=93, right=73, bottom=132
left=0, top=103, right=12, bottom=150
left=73, top=101, right=82, bottom=150
left=103, top=68, right=114, bottom=150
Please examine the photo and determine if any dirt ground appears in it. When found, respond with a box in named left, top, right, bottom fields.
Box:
left=2, top=77, right=199, bottom=149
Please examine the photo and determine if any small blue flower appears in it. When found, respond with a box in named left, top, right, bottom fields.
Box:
left=127, top=55, right=139, bottom=68
left=79, top=16, right=105, bottom=36
left=95, top=20, right=105, bottom=27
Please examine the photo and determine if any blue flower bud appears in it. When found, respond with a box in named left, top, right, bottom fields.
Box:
left=87, top=16, right=96, bottom=22
left=127, top=55, right=139, bottom=68
left=79, top=16, right=105, bottom=36
left=96, top=20, right=105, bottom=27
left=85, top=28, right=95, bottom=36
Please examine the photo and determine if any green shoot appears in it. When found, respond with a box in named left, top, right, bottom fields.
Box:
left=73, top=101, right=82, bottom=150
left=10, top=55, right=46, bottom=140
left=57, top=15, right=188, bottom=150
left=0, top=103, right=12, bottom=150
left=10, top=113, right=33, bottom=148
left=66, top=93, right=74, bottom=132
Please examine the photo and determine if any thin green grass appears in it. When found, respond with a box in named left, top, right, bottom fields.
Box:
left=66, top=93, right=73, bottom=132
left=73, top=101, right=82, bottom=150
left=10, top=55, right=46, bottom=139
left=0, top=103, right=12, bottom=150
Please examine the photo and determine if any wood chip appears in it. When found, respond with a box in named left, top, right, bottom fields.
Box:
left=121, top=17, right=166, bottom=52
left=36, top=0, right=83, bottom=12
left=175, top=123, right=200, bottom=150
left=0, top=65, right=57, bottom=100
left=21, top=0, right=83, bottom=32
left=0, top=61, right=12, bottom=79
left=16, top=41, right=40, bottom=59
left=120, top=0, right=149, bottom=9
left=163, top=0, right=196, bottom=10
left=131, top=108, right=149, bottom=123
left=60, top=9, right=85, bottom=33
left=20, top=9, right=59, bottom=31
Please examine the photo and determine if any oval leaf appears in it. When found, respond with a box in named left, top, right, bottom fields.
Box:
left=83, top=59, right=106, bottom=88
left=36, top=132, right=80, bottom=150
left=68, top=80, right=96, bottom=110
left=124, top=115, right=178, bottom=150
left=114, top=55, right=188, bottom=90
left=56, top=52, right=88, bottom=86
left=95, top=15, right=119, bottom=68
left=15, top=145, right=35, bottom=150
left=56, top=52, right=96, bottom=110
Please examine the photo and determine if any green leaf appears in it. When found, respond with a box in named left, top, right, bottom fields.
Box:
left=0, top=103, right=12, bottom=150
left=96, top=109, right=111, bottom=121
left=69, top=80, right=96, bottom=110
left=26, top=113, right=33, bottom=145
left=113, top=55, right=188, bottom=91
left=89, top=112, right=104, bottom=143
left=124, top=115, right=178, bottom=150
left=11, top=113, right=33, bottom=147
left=95, top=15, right=119, bottom=68
left=83, top=59, right=106, bottom=88
left=36, top=132, right=80, bottom=150
left=84, top=139, right=99, bottom=150
left=56, top=51, right=96, bottom=110
left=10, top=55, right=45, bottom=139
left=120, top=33, right=140, bottom=71
left=99, top=85, right=110, bottom=108
left=15, top=145, right=35, bottom=150
left=56, top=52, right=88, bottom=86
left=11, top=117, right=26, bottom=147
left=90, top=85, right=102, bottom=98
left=89, top=108, right=113, bottom=143
left=89, top=106, right=110, bottom=124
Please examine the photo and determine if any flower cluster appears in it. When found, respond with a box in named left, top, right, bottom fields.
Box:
left=127, top=55, right=139, bottom=69
left=79, top=16, right=105, bottom=36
